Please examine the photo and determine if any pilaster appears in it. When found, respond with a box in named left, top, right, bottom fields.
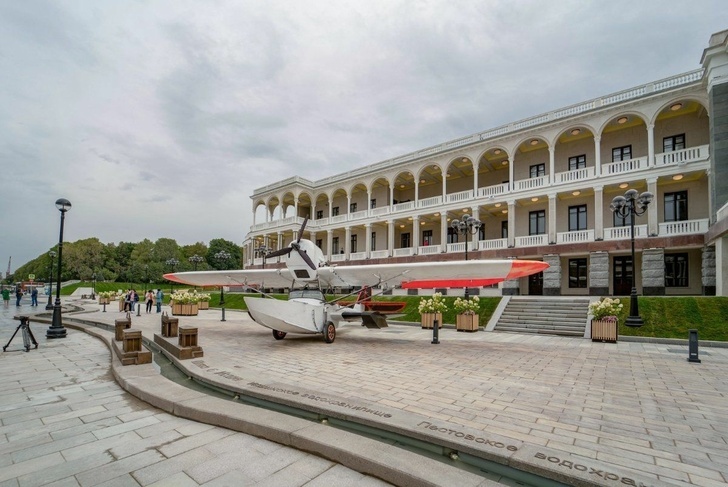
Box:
left=589, top=251, right=609, bottom=295
left=641, top=248, right=665, bottom=296
left=542, top=254, right=561, bottom=296
left=702, top=245, right=717, bottom=296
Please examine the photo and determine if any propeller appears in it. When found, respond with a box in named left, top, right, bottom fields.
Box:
left=265, top=216, right=316, bottom=270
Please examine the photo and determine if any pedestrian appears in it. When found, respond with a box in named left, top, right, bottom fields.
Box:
left=133, top=290, right=139, bottom=311
left=31, top=287, right=38, bottom=306
left=15, top=287, right=23, bottom=306
left=156, top=288, right=163, bottom=313
left=124, top=290, right=131, bottom=312
left=145, top=289, right=154, bottom=313
left=1, top=287, right=9, bottom=306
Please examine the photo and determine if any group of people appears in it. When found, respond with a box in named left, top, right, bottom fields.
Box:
left=121, top=288, right=164, bottom=313
left=1, top=287, right=39, bottom=307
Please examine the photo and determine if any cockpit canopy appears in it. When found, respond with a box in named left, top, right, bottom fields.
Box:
left=288, top=289, right=325, bottom=302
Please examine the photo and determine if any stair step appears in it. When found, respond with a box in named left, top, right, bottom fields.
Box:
left=496, top=297, right=590, bottom=337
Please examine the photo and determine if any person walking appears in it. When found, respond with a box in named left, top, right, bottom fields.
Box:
left=156, top=288, right=163, bottom=313
left=15, top=287, right=23, bottom=306
left=31, top=287, right=38, bottom=306
left=133, top=290, right=139, bottom=311
left=145, top=289, right=154, bottom=313
left=124, top=290, right=131, bottom=312
left=2, top=287, right=9, bottom=307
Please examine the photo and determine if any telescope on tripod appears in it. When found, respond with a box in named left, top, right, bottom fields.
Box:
left=3, top=315, right=38, bottom=352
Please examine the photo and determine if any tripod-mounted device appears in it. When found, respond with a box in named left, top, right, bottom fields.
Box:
left=3, top=315, right=38, bottom=352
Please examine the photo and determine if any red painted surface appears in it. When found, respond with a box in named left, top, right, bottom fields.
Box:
left=401, top=260, right=548, bottom=289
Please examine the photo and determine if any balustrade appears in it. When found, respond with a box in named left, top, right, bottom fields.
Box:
left=556, top=229, right=594, bottom=244
left=655, top=145, right=708, bottom=166
left=393, top=247, right=414, bottom=257
left=513, top=174, right=549, bottom=192
left=603, top=224, right=648, bottom=240
left=658, top=218, right=709, bottom=236
left=349, top=251, right=367, bottom=261
left=554, top=167, right=594, bottom=184
left=602, top=156, right=649, bottom=175
left=418, top=195, right=442, bottom=208
left=478, top=238, right=507, bottom=250
left=515, top=234, right=547, bottom=247
left=418, top=245, right=441, bottom=255
left=446, top=190, right=473, bottom=203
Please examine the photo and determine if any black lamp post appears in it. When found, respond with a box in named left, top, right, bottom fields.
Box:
left=47, top=198, right=71, bottom=339
left=189, top=254, right=203, bottom=271
left=451, top=214, right=482, bottom=298
left=166, top=258, right=179, bottom=295
left=256, top=245, right=269, bottom=268
left=45, top=250, right=56, bottom=310
left=610, top=189, right=653, bottom=327
left=91, top=272, right=96, bottom=300
left=215, top=250, right=231, bottom=322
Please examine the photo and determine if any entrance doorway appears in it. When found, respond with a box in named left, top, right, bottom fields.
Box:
left=613, top=256, right=633, bottom=295
left=528, top=272, right=543, bottom=295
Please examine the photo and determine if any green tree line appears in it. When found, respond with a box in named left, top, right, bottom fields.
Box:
left=6, top=237, right=243, bottom=285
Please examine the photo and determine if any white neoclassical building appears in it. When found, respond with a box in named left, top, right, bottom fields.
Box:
left=245, top=29, right=728, bottom=297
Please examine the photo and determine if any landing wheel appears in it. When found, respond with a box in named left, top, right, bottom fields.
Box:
left=323, top=322, right=336, bottom=343
left=272, top=330, right=287, bottom=340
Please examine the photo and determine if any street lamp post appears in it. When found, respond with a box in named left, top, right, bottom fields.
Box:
left=610, top=189, right=653, bottom=327
left=215, top=250, right=231, bottom=322
left=45, top=250, right=56, bottom=310
left=47, top=198, right=71, bottom=339
left=450, top=214, right=482, bottom=298
left=256, top=245, right=269, bottom=268
left=91, top=273, right=96, bottom=300
left=189, top=254, right=203, bottom=271
left=165, top=258, right=179, bottom=295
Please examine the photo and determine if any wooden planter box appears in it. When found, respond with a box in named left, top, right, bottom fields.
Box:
left=119, top=299, right=126, bottom=311
left=98, top=297, right=110, bottom=305
left=591, top=319, right=617, bottom=343
left=456, top=313, right=479, bottom=332
left=198, top=301, right=209, bottom=310
left=421, top=313, right=443, bottom=329
left=172, top=303, right=199, bottom=316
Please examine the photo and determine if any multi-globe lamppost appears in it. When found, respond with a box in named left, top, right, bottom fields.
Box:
left=45, top=250, right=56, bottom=310
left=91, top=272, right=96, bottom=300
left=165, top=258, right=179, bottom=295
left=609, top=188, right=653, bottom=327
left=47, top=198, right=71, bottom=339
left=450, top=213, right=482, bottom=298
left=215, top=250, right=231, bottom=322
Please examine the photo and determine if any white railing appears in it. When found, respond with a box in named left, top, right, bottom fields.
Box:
left=314, top=217, right=329, bottom=227
left=418, top=245, right=442, bottom=255
left=446, top=189, right=473, bottom=203
left=479, top=238, right=507, bottom=250
left=515, top=234, right=547, bottom=247
left=392, top=201, right=415, bottom=212
left=603, top=224, right=648, bottom=240
left=418, top=195, right=442, bottom=208
left=478, top=183, right=509, bottom=198
left=658, top=218, right=709, bottom=236
left=349, top=210, right=369, bottom=220
left=556, top=229, right=594, bottom=244
left=513, top=175, right=549, bottom=192
left=602, top=156, right=649, bottom=175
left=370, top=250, right=389, bottom=259
left=330, top=254, right=346, bottom=262
left=554, top=166, right=594, bottom=184
left=370, top=206, right=390, bottom=217
left=330, top=214, right=348, bottom=224
left=446, top=242, right=465, bottom=253
left=393, top=247, right=414, bottom=257
left=350, top=252, right=367, bottom=261
left=655, top=145, right=709, bottom=167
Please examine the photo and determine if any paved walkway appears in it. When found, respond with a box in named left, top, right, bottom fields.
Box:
left=4, top=297, right=728, bottom=486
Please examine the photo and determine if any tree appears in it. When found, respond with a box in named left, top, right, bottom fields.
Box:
left=206, top=238, right=242, bottom=269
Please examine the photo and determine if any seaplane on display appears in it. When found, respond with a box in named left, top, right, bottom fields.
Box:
left=164, top=219, right=548, bottom=344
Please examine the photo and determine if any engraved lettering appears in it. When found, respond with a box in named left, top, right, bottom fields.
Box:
left=574, top=464, right=587, bottom=472
left=559, top=461, right=573, bottom=469
left=590, top=468, right=604, bottom=478
left=535, top=453, right=547, bottom=460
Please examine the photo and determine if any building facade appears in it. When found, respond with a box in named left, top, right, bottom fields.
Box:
left=245, top=30, right=728, bottom=297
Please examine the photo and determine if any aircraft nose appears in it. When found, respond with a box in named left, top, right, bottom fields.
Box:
left=506, top=260, right=549, bottom=279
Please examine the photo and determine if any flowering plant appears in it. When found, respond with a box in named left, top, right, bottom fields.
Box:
left=418, top=292, right=448, bottom=314
left=453, top=295, right=480, bottom=314
left=170, top=291, right=202, bottom=304
left=98, top=291, right=116, bottom=299
left=197, top=292, right=211, bottom=302
left=588, top=298, right=623, bottom=321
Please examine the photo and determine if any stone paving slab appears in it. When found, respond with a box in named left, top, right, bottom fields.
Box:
left=12, top=299, right=728, bottom=486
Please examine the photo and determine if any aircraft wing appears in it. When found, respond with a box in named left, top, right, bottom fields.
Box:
left=164, top=268, right=294, bottom=289
left=317, top=259, right=547, bottom=289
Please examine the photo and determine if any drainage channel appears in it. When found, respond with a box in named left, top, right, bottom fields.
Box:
left=143, top=338, right=566, bottom=487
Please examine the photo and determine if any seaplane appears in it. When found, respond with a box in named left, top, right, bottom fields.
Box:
left=164, top=218, right=548, bottom=343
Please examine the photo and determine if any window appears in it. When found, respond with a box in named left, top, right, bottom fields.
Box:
left=316, top=210, right=323, bottom=220
left=349, top=202, right=357, bottom=213
left=663, top=134, right=685, bottom=152
left=501, top=220, right=508, bottom=239
left=569, top=205, right=587, bottom=231
left=612, top=145, right=632, bottom=162
left=664, top=191, right=688, bottom=222
left=613, top=210, right=633, bottom=227
left=331, top=206, right=339, bottom=216
left=370, top=199, right=376, bottom=209
left=569, top=155, right=586, bottom=171
left=665, top=253, right=688, bottom=287
left=315, top=239, right=322, bottom=249
left=401, top=233, right=411, bottom=248
left=350, top=235, right=357, bottom=253
left=447, top=227, right=458, bottom=244
left=569, top=258, right=588, bottom=288
left=422, top=230, right=433, bottom=246
left=530, top=164, right=545, bottom=178
left=332, top=237, right=339, bottom=254
left=371, top=232, right=376, bottom=251
left=529, top=210, right=545, bottom=235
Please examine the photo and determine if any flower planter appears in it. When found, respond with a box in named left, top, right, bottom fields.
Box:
left=198, top=301, right=209, bottom=310
left=456, top=313, right=479, bottom=332
left=421, top=313, right=442, bottom=329
left=591, top=319, right=617, bottom=343
left=119, top=299, right=126, bottom=312
left=98, top=297, right=110, bottom=305
left=172, top=302, right=199, bottom=316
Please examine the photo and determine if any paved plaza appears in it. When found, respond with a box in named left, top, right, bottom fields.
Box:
left=2, top=297, right=728, bottom=486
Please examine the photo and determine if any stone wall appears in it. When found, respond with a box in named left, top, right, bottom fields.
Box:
left=702, top=245, right=716, bottom=295
left=589, top=251, right=609, bottom=295
left=502, top=276, right=520, bottom=295
left=642, top=248, right=665, bottom=296
left=543, top=254, right=561, bottom=296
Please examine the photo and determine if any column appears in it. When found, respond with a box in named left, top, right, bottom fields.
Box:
left=414, top=180, right=419, bottom=207
left=326, top=230, right=333, bottom=261
left=294, top=196, right=299, bottom=218
left=593, top=135, right=601, bottom=177
left=594, top=185, right=604, bottom=240
left=473, top=163, right=479, bottom=196
left=471, top=206, right=480, bottom=250
left=442, top=176, right=447, bottom=201
left=328, top=198, right=333, bottom=219
left=347, top=195, right=351, bottom=215
left=543, top=254, right=561, bottom=296
left=389, top=186, right=394, bottom=209
left=647, top=178, right=658, bottom=236
left=702, top=245, right=717, bottom=296
left=508, top=159, right=514, bottom=190
left=548, top=145, right=555, bottom=182
left=367, top=189, right=373, bottom=211
left=548, top=193, right=557, bottom=244
left=642, top=248, right=665, bottom=296
left=588, top=251, right=609, bottom=295
left=276, top=232, right=283, bottom=252
left=440, top=216, right=448, bottom=251
left=647, top=123, right=655, bottom=166
left=345, top=226, right=351, bottom=259
left=310, top=231, right=316, bottom=246
left=387, top=221, right=395, bottom=257
left=365, top=223, right=372, bottom=258
left=413, top=216, right=420, bottom=253
left=507, top=200, right=516, bottom=248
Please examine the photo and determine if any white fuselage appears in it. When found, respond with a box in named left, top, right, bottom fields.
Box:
left=244, top=293, right=359, bottom=335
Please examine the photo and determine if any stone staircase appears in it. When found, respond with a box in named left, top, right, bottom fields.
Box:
left=494, top=297, right=590, bottom=337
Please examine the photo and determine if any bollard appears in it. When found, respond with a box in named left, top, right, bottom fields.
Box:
left=688, top=329, right=701, bottom=363
left=136, top=302, right=141, bottom=317
left=431, top=319, right=440, bottom=344
left=102, top=302, right=107, bottom=313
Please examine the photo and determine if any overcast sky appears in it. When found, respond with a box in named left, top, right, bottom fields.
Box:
left=1, top=1, right=726, bottom=273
